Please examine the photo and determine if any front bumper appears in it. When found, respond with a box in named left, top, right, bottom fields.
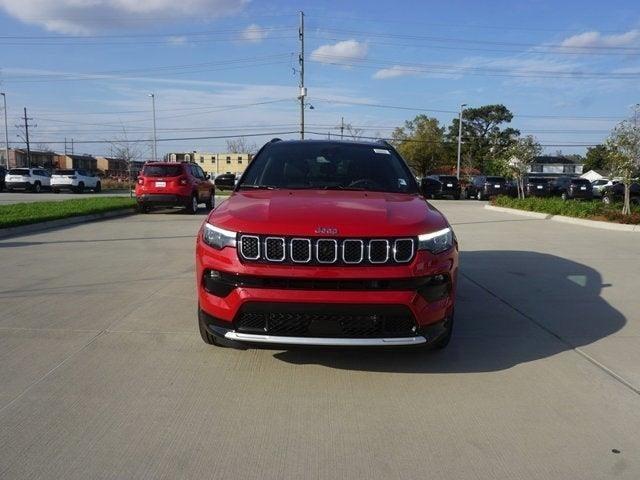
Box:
left=199, top=308, right=450, bottom=347
left=196, top=237, right=458, bottom=346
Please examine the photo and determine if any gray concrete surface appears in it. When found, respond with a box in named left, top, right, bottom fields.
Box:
left=0, top=199, right=639, bottom=479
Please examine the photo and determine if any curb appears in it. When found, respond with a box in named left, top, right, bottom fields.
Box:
left=0, top=208, right=137, bottom=240
left=484, top=205, right=639, bottom=232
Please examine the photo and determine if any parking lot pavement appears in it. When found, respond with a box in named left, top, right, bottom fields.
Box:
left=1, top=199, right=639, bottom=479
left=0, top=190, right=131, bottom=204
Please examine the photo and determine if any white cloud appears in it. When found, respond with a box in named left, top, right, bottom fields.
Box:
left=560, top=29, right=640, bottom=48
left=310, top=40, right=368, bottom=65
left=0, top=0, right=249, bottom=34
left=167, top=36, right=188, bottom=46
left=241, top=23, right=267, bottom=43
left=373, top=65, right=419, bottom=80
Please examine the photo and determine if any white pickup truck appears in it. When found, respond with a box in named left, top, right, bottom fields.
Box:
left=51, top=169, right=101, bottom=193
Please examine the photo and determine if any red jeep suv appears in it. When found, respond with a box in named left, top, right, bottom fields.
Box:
left=135, top=162, right=215, bottom=214
left=196, top=139, right=458, bottom=349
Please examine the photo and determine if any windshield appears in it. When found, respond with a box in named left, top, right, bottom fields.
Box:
left=239, top=142, right=419, bottom=193
left=54, top=170, right=76, bottom=175
left=571, top=179, right=590, bottom=185
left=142, top=164, right=183, bottom=177
left=8, top=169, right=30, bottom=175
left=439, top=176, right=458, bottom=183
left=486, top=176, right=506, bottom=183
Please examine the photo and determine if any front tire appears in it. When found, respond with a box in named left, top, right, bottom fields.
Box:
left=186, top=194, right=198, bottom=214
left=477, top=190, right=484, bottom=201
left=602, top=195, right=612, bottom=205
left=206, top=190, right=215, bottom=210
left=76, top=182, right=84, bottom=194
left=33, top=182, right=41, bottom=193
left=561, top=192, right=568, bottom=201
left=94, top=182, right=101, bottom=193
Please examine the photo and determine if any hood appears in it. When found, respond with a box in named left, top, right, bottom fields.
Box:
left=209, top=190, right=448, bottom=237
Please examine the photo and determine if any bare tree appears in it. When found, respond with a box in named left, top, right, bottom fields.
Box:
left=225, top=137, right=258, bottom=154
left=109, top=128, right=145, bottom=197
left=606, top=116, right=640, bottom=215
left=508, top=136, right=542, bottom=199
left=34, top=143, right=54, bottom=153
left=344, top=123, right=364, bottom=140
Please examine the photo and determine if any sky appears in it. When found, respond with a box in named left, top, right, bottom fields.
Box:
left=0, top=0, right=638, bottom=159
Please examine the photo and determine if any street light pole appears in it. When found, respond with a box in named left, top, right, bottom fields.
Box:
left=0, top=93, right=8, bottom=168
left=456, top=103, right=467, bottom=180
left=149, top=93, right=157, bottom=161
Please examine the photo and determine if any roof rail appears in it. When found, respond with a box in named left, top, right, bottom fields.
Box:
left=269, top=138, right=282, bottom=143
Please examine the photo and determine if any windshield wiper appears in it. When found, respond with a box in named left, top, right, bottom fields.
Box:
left=237, top=184, right=276, bottom=190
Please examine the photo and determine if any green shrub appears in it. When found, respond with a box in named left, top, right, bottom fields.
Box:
left=491, top=196, right=640, bottom=224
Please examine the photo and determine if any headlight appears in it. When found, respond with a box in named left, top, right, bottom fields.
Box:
left=418, top=227, right=454, bottom=254
left=202, top=223, right=237, bottom=250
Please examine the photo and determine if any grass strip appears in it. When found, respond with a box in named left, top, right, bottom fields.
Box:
left=0, top=197, right=136, bottom=229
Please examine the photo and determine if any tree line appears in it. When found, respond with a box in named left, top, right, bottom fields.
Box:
left=391, top=103, right=639, bottom=214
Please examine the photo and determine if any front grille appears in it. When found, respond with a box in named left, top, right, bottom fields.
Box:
left=237, top=235, right=416, bottom=265
left=235, top=304, right=417, bottom=338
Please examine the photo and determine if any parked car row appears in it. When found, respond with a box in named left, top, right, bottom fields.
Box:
left=2, top=167, right=102, bottom=193
left=420, top=173, right=639, bottom=206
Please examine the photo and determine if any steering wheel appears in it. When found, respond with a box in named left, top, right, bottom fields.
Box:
left=348, top=178, right=382, bottom=189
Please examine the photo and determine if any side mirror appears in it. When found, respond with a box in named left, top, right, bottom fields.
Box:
left=205, top=174, right=211, bottom=180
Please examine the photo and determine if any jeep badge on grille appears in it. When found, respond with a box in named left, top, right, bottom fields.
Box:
left=315, top=227, right=338, bottom=235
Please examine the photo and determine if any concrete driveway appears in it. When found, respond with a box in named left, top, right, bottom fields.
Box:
left=0, top=200, right=638, bottom=479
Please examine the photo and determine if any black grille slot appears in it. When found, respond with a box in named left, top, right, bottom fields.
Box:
left=316, top=239, right=337, bottom=263
left=265, top=237, right=285, bottom=261
left=342, top=240, right=363, bottom=263
left=394, top=239, right=414, bottom=263
left=290, top=238, right=311, bottom=263
left=267, top=313, right=312, bottom=336
left=235, top=304, right=417, bottom=338
left=235, top=311, right=267, bottom=333
left=240, top=236, right=259, bottom=260
left=368, top=240, right=389, bottom=263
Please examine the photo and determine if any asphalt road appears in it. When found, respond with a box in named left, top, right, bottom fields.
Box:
left=1, top=200, right=639, bottom=479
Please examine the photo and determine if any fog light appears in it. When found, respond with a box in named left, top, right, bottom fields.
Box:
left=203, top=270, right=235, bottom=297
left=416, top=274, right=451, bottom=302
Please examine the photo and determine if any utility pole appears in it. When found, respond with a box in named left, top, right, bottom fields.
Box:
left=1, top=93, right=8, bottom=168
left=71, top=138, right=74, bottom=155
left=340, top=116, right=344, bottom=140
left=19, top=107, right=35, bottom=168
left=298, top=11, right=305, bottom=139
left=149, top=93, right=157, bottom=161
left=64, top=137, right=67, bottom=155
left=456, top=103, right=467, bottom=180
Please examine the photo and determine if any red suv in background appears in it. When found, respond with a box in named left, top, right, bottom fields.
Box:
left=196, top=139, right=459, bottom=349
left=135, top=162, right=215, bottom=214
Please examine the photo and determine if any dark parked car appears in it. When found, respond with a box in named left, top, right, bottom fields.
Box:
left=601, top=182, right=640, bottom=205
left=553, top=177, right=593, bottom=201
left=214, top=173, right=236, bottom=191
left=420, top=177, right=442, bottom=198
left=464, top=176, right=508, bottom=200
left=526, top=177, right=552, bottom=197
left=428, top=175, right=461, bottom=199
